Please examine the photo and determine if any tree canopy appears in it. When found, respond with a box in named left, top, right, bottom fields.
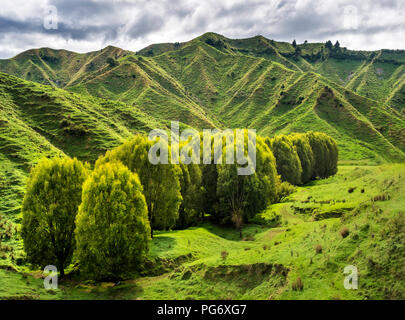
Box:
left=75, top=161, right=150, bottom=280
left=21, top=157, right=89, bottom=277
left=96, top=135, right=182, bottom=236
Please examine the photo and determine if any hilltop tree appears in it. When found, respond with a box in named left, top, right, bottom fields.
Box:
left=292, top=40, right=297, bottom=47
left=334, top=40, right=340, bottom=49
left=266, top=135, right=302, bottom=185
left=96, top=135, right=182, bottom=236
left=325, top=40, right=333, bottom=50
left=75, top=162, right=150, bottom=280
left=21, top=157, right=89, bottom=278
left=289, top=133, right=314, bottom=184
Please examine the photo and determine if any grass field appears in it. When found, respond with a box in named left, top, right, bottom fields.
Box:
left=1, top=164, right=403, bottom=300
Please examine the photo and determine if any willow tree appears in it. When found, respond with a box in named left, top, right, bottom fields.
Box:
left=266, top=135, right=303, bottom=185
left=75, top=162, right=150, bottom=280
left=289, top=133, right=314, bottom=184
left=215, top=131, right=278, bottom=233
left=96, top=135, right=182, bottom=236
left=21, top=157, right=89, bottom=278
left=177, top=162, right=204, bottom=228
left=306, top=132, right=338, bottom=179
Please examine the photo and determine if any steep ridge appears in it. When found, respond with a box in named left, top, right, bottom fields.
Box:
left=0, top=33, right=404, bottom=164
left=0, top=72, right=169, bottom=215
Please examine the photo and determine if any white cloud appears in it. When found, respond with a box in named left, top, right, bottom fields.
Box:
left=0, top=0, right=404, bottom=59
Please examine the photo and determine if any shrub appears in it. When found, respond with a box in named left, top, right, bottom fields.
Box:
left=373, top=193, right=390, bottom=201
left=75, top=162, right=151, bottom=280
left=21, top=157, right=89, bottom=277
left=276, top=180, right=296, bottom=202
left=339, top=227, right=350, bottom=238
left=292, top=277, right=304, bottom=291
left=348, top=187, right=356, bottom=193
left=221, top=251, right=229, bottom=261
left=315, top=244, right=323, bottom=254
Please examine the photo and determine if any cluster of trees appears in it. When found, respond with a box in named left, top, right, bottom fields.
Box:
left=265, top=131, right=338, bottom=185
left=21, top=131, right=337, bottom=280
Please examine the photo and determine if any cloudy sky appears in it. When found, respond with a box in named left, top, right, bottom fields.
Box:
left=0, top=0, right=404, bottom=59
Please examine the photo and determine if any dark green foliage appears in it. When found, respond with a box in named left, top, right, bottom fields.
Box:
left=21, top=157, right=89, bottom=277
left=290, top=133, right=314, bottom=184
left=75, top=161, right=150, bottom=280
left=266, top=135, right=302, bottom=185
left=96, top=135, right=182, bottom=235
left=106, top=57, right=118, bottom=68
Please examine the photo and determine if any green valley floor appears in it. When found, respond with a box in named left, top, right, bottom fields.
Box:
left=0, top=164, right=404, bottom=300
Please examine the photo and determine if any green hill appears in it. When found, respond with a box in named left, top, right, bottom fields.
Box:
left=1, top=33, right=403, bottom=163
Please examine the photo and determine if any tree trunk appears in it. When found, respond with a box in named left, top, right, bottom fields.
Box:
left=58, top=262, right=65, bottom=279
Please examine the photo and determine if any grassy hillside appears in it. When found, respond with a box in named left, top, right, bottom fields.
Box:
left=1, top=33, right=403, bottom=163
left=1, top=164, right=403, bottom=300
left=0, top=72, right=171, bottom=218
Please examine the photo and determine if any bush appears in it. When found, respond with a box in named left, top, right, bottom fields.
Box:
left=21, top=157, right=89, bottom=277
left=292, top=277, right=304, bottom=291
left=373, top=193, right=390, bottom=201
left=315, top=244, right=322, bottom=254
left=75, top=162, right=150, bottom=280
left=339, top=227, right=350, bottom=238
left=221, top=251, right=229, bottom=261
left=276, top=180, right=296, bottom=202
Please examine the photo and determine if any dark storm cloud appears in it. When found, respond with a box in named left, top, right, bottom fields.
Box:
left=0, top=0, right=404, bottom=59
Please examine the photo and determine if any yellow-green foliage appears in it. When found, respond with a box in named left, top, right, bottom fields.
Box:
left=177, top=162, right=204, bottom=228
left=75, top=161, right=150, bottom=280
left=21, top=157, right=89, bottom=276
left=96, top=135, right=182, bottom=234
left=266, top=134, right=303, bottom=185
left=306, top=131, right=338, bottom=179
left=290, top=133, right=314, bottom=184
left=215, top=133, right=278, bottom=227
